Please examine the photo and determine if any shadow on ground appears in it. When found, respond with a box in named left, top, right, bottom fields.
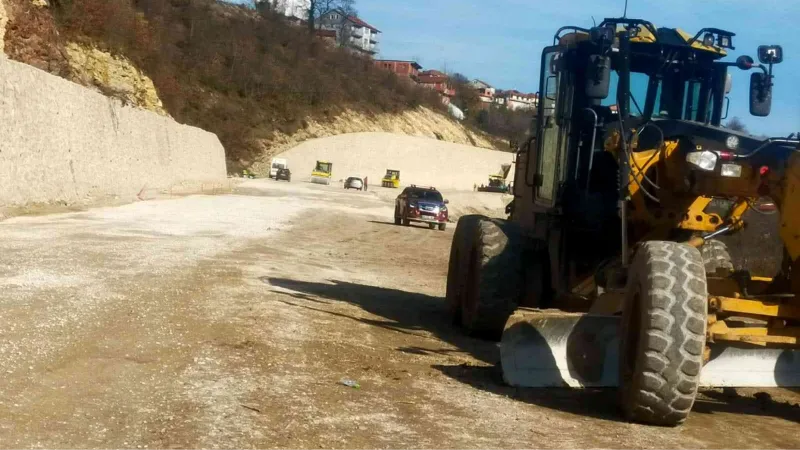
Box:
left=366, top=220, right=398, bottom=227
left=692, top=389, right=800, bottom=423
left=265, top=277, right=800, bottom=424
left=366, top=220, right=447, bottom=230
left=266, top=278, right=497, bottom=364
left=434, top=362, right=627, bottom=422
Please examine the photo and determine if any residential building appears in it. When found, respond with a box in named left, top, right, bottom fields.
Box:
left=375, top=60, right=422, bottom=78
left=318, top=9, right=380, bottom=56
left=497, top=90, right=539, bottom=110
left=416, top=70, right=456, bottom=100
left=315, top=29, right=337, bottom=45
left=256, top=0, right=309, bottom=21
left=469, top=79, right=496, bottom=105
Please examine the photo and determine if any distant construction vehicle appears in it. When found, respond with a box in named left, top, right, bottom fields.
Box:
left=446, top=17, right=799, bottom=426
left=382, top=169, right=400, bottom=188
left=310, top=160, right=333, bottom=185
left=477, top=164, right=512, bottom=193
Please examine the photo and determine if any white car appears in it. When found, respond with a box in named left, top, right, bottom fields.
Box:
left=344, top=177, right=364, bottom=190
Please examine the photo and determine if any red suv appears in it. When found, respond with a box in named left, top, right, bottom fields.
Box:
left=394, top=185, right=449, bottom=231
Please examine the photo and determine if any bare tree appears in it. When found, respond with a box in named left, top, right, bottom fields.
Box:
left=339, top=0, right=356, bottom=16
left=307, top=0, right=356, bottom=32
left=726, top=116, right=748, bottom=133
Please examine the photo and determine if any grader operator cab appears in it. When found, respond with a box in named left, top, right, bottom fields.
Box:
left=446, top=17, right=800, bottom=426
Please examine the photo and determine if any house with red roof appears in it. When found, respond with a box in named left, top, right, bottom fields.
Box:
left=375, top=60, right=422, bottom=78
left=415, top=70, right=456, bottom=104
left=496, top=89, right=539, bottom=110
left=318, top=9, right=380, bottom=56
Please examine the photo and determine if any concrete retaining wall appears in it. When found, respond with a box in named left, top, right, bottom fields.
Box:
left=276, top=132, right=514, bottom=191
left=0, top=56, right=227, bottom=206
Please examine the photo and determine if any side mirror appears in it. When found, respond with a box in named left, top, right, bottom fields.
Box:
left=749, top=72, right=772, bottom=117
left=758, top=45, right=783, bottom=65
left=444, top=199, right=449, bottom=204
left=585, top=55, right=611, bottom=99
left=736, top=55, right=754, bottom=70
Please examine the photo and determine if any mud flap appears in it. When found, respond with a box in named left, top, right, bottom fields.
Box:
left=500, top=308, right=800, bottom=388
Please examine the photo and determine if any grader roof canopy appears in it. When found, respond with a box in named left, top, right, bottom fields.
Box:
left=556, top=18, right=734, bottom=58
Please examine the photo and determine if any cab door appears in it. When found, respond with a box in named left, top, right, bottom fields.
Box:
left=532, top=46, right=573, bottom=208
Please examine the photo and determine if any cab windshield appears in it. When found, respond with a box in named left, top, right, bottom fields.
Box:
left=603, top=65, right=724, bottom=124
left=604, top=71, right=657, bottom=117
left=408, top=189, right=443, bottom=202
left=315, top=162, right=331, bottom=172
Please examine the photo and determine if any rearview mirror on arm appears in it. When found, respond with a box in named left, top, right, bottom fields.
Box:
left=758, top=45, right=783, bottom=65
left=585, top=55, right=611, bottom=99
left=749, top=72, right=772, bottom=117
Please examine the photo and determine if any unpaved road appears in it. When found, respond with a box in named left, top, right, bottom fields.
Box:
left=1, top=179, right=798, bottom=448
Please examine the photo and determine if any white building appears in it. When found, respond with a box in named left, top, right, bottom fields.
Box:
left=469, top=79, right=497, bottom=103
left=496, top=90, right=538, bottom=110
left=257, top=0, right=310, bottom=20
left=318, top=9, right=380, bottom=56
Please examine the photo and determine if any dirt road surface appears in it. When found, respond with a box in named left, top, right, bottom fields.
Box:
left=1, top=179, right=798, bottom=448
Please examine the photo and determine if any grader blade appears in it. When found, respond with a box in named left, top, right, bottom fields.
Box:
left=500, top=309, right=620, bottom=387
left=702, top=346, right=800, bottom=387
left=500, top=308, right=800, bottom=388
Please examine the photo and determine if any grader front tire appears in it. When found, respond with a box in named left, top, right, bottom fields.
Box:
left=620, top=241, right=708, bottom=426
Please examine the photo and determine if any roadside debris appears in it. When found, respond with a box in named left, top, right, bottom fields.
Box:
left=339, top=378, right=360, bottom=389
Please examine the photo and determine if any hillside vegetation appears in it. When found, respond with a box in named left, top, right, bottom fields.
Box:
left=3, top=0, right=499, bottom=172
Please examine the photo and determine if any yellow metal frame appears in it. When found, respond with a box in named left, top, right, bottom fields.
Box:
left=780, top=153, right=800, bottom=260
left=705, top=274, right=800, bottom=348
left=707, top=320, right=799, bottom=346
left=598, top=133, right=800, bottom=350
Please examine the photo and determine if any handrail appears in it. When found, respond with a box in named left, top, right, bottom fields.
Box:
left=552, top=26, right=591, bottom=45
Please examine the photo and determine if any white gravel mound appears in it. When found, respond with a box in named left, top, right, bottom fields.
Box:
left=275, top=132, right=514, bottom=190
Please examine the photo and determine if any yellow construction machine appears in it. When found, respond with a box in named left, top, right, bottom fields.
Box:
left=310, top=160, right=333, bottom=185
left=382, top=169, right=400, bottom=188
left=446, top=17, right=800, bottom=426
left=477, top=164, right=513, bottom=193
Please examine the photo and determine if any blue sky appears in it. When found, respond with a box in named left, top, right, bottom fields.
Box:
left=239, top=0, right=800, bottom=136
left=355, top=0, right=800, bottom=136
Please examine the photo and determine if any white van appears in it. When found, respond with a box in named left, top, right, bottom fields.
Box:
left=269, top=158, right=287, bottom=178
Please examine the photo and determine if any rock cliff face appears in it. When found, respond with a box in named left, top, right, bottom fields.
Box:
left=64, top=42, right=168, bottom=116
left=0, top=0, right=8, bottom=54
left=1, top=0, right=506, bottom=175
left=0, top=56, right=226, bottom=207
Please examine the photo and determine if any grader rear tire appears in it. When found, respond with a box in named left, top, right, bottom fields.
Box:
left=460, top=217, right=524, bottom=339
left=700, top=239, right=734, bottom=274
left=446, top=215, right=482, bottom=320
left=620, top=241, right=708, bottom=426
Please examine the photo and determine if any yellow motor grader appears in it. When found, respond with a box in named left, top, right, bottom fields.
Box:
left=446, top=17, right=799, bottom=426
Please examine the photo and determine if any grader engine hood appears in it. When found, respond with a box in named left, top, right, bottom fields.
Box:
left=637, top=119, right=764, bottom=155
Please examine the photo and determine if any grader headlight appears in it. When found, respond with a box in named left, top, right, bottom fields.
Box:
left=686, top=150, right=719, bottom=171
left=720, top=163, right=743, bottom=178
